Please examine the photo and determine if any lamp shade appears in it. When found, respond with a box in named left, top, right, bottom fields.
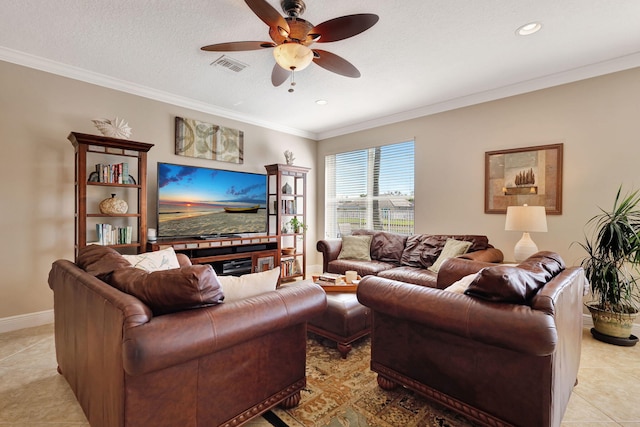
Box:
left=505, top=205, right=548, bottom=232
left=273, top=43, right=313, bottom=71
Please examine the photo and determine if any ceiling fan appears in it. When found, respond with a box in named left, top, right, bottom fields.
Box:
left=201, top=0, right=379, bottom=91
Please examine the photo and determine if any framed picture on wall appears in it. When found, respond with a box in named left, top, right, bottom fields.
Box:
left=174, top=116, right=244, bottom=164
left=485, top=143, right=563, bottom=214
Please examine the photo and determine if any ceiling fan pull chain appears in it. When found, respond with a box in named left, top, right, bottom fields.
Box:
left=288, top=70, right=297, bottom=93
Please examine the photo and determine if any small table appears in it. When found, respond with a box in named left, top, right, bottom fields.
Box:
left=307, top=275, right=371, bottom=358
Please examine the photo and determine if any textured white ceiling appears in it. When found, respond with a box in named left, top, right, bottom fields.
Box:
left=1, top=0, right=640, bottom=139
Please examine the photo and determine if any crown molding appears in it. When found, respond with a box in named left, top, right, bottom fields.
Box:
left=316, top=52, right=640, bottom=140
left=0, top=47, right=316, bottom=140
left=3, top=47, right=640, bottom=142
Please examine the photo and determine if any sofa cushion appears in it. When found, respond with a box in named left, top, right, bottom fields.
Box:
left=108, top=264, right=225, bottom=315
left=353, top=230, right=407, bottom=263
left=401, top=234, right=490, bottom=268
left=76, top=245, right=133, bottom=280
left=377, top=266, right=438, bottom=288
left=428, top=239, right=472, bottom=273
left=121, top=247, right=181, bottom=272
left=338, top=235, right=372, bottom=261
left=218, top=267, right=281, bottom=303
left=464, top=251, right=565, bottom=304
left=328, top=259, right=397, bottom=276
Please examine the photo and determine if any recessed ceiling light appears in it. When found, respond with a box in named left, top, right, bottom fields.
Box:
left=315, top=99, right=328, bottom=105
left=516, top=22, right=542, bottom=36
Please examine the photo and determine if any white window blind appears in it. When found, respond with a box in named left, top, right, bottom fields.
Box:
left=325, top=140, right=415, bottom=238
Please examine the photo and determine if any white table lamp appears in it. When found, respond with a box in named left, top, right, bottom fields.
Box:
left=505, top=204, right=548, bottom=262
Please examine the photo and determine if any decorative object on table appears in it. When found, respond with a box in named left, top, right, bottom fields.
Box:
left=505, top=204, right=547, bottom=262
left=485, top=143, right=563, bottom=214
left=284, top=150, right=295, bottom=165
left=147, top=228, right=157, bottom=242
left=175, top=116, right=243, bottom=164
left=92, top=117, right=132, bottom=139
left=575, top=186, right=640, bottom=345
left=288, top=217, right=306, bottom=233
left=99, top=193, right=128, bottom=215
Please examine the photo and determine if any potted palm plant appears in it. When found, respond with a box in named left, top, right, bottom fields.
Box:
left=576, top=186, right=640, bottom=345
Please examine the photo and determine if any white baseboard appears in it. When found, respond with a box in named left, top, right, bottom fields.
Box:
left=583, top=313, right=640, bottom=337
left=0, top=310, right=54, bottom=334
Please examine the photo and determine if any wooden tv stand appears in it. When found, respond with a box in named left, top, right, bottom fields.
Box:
left=148, top=235, right=279, bottom=276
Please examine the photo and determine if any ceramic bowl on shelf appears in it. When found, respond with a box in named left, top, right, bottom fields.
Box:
left=281, top=247, right=296, bottom=255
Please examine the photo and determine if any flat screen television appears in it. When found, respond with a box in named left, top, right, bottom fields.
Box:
left=157, top=162, right=267, bottom=239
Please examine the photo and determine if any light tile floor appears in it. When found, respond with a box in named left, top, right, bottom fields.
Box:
left=0, top=324, right=638, bottom=426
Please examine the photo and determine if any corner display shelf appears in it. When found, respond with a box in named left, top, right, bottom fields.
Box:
left=265, top=163, right=310, bottom=282
left=69, top=132, right=153, bottom=261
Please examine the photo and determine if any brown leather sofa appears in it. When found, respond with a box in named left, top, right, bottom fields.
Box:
left=317, top=230, right=504, bottom=287
left=48, top=246, right=327, bottom=427
left=357, top=252, right=586, bottom=427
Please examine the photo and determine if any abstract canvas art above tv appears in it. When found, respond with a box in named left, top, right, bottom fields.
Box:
left=157, top=162, right=267, bottom=238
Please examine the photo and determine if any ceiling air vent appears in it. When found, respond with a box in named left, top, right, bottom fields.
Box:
left=210, top=55, right=248, bottom=73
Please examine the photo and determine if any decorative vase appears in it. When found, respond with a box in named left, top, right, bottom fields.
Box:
left=99, top=194, right=128, bottom=214
left=282, top=182, right=292, bottom=194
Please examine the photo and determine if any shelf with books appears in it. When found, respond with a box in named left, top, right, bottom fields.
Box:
left=69, top=132, right=153, bottom=260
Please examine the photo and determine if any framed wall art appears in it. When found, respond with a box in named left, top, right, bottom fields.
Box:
left=175, top=116, right=244, bottom=164
left=485, top=143, right=563, bottom=214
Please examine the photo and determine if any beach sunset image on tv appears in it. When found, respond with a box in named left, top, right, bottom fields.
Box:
left=157, top=163, right=267, bottom=238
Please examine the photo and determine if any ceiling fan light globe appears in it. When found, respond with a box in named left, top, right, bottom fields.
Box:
left=273, top=43, right=313, bottom=71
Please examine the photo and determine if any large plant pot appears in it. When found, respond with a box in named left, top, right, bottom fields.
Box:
left=586, top=303, right=638, bottom=339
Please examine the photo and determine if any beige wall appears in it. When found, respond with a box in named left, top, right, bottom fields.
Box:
left=3, top=58, right=640, bottom=325
left=317, top=67, right=640, bottom=326
left=0, top=60, right=316, bottom=320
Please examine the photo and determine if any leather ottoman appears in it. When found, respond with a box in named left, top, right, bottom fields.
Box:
left=307, top=292, right=372, bottom=358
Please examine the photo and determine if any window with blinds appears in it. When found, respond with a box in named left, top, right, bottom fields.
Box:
left=325, top=140, right=415, bottom=238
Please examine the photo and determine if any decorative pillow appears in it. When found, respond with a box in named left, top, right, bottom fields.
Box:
left=401, top=234, right=490, bottom=268
left=108, top=264, right=224, bottom=315
left=464, top=251, right=565, bottom=304
left=355, top=230, right=407, bottom=263
left=218, top=267, right=281, bottom=303
left=337, top=235, right=372, bottom=261
left=76, top=244, right=132, bottom=280
left=443, top=273, right=478, bottom=294
left=428, top=239, right=472, bottom=273
left=122, top=247, right=180, bottom=272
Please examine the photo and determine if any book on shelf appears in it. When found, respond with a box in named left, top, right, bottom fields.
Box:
left=93, top=162, right=130, bottom=184
left=95, top=224, right=133, bottom=245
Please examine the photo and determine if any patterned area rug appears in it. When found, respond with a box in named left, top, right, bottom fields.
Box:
left=269, top=334, right=479, bottom=427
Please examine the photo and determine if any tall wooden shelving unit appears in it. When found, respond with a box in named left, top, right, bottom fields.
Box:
left=265, top=163, right=310, bottom=281
left=69, top=132, right=153, bottom=260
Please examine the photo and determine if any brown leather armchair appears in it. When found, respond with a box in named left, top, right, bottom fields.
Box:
left=49, top=254, right=326, bottom=427
left=357, top=253, right=585, bottom=427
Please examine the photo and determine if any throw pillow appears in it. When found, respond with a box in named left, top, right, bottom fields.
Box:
left=464, top=251, right=565, bottom=304
left=337, top=235, right=372, bottom=261
left=122, top=247, right=181, bottom=272
left=108, top=264, right=225, bottom=315
left=428, top=239, right=472, bottom=273
left=218, top=267, right=281, bottom=303
left=76, top=244, right=132, bottom=280
left=443, top=273, right=478, bottom=294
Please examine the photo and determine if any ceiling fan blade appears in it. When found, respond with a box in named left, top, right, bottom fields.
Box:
left=201, top=41, right=275, bottom=52
left=271, top=64, right=289, bottom=87
left=310, top=14, right=379, bottom=43
left=312, top=50, right=360, bottom=78
left=245, top=0, right=290, bottom=34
